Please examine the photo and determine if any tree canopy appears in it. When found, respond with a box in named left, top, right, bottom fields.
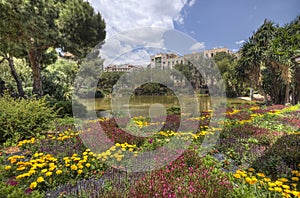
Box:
left=0, top=0, right=106, bottom=97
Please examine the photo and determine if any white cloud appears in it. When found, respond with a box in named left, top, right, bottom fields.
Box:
left=235, top=40, right=246, bottom=45
left=88, top=0, right=200, bottom=66
left=189, top=42, right=205, bottom=51
left=90, top=0, right=192, bottom=37
left=188, top=0, right=197, bottom=7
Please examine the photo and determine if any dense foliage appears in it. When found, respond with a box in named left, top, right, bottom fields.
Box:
left=237, top=16, right=300, bottom=105
left=0, top=94, right=57, bottom=143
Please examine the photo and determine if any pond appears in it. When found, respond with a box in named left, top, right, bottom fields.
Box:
left=80, top=95, right=250, bottom=117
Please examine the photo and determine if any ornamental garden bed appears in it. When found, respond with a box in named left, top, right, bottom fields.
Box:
left=0, top=104, right=300, bottom=197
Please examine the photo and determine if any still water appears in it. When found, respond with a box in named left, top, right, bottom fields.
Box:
left=80, top=96, right=249, bottom=117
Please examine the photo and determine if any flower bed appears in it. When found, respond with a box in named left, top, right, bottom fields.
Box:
left=0, top=104, right=300, bottom=197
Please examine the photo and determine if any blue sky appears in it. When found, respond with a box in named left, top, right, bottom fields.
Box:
left=90, top=0, right=300, bottom=65
left=175, top=0, right=300, bottom=51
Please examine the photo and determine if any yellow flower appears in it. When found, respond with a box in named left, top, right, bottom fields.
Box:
left=268, top=182, right=277, bottom=187
left=56, top=170, right=62, bottom=175
left=264, top=178, right=271, bottom=182
left=41, top=169, right=48, bottom=173
left=17, top=166, right=26, bottom=171
left=256, top=173, right=265, bottom=177
left=37, top=177, right=44, bottom=183
left=275, top=180, right=283, bottom=186
left=246, top=177, right=258, bottom=185
left=274, top=187, right=283, bottom=192
left=45, top=172, right=52, bottom=177
left=279, top=178, right=289, bottom=183
left=5, top=166, right=11, bottom=170
left=78, top=170, right=83, bottom=174
left=233, top=173, right=241, bottom=179
left=28, top=170, right=36, bottom=175
left=71, top=165, right=77, bottom=170
left=85, top=163, right=91, bottom=168
left=291, top=177, right=299, bottom=181
left=292, top=191, right=300, bottom=196
left=282, top=185, right=290, bottom=189
left=248, top=168, right=255, bottom=172
left=49, top=163, right=55, bottom=168
left=30, top=182, right=37, bottom=189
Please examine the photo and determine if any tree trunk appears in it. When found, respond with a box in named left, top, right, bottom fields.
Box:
left=284, top=83, right=290, bottom=104
left=259, top=87, right=269, bottom=105
left=7, top=55, right=25, bottom=97
left=28, top=48, right=43, bottom=97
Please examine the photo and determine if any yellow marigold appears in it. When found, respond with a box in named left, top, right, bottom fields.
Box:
left=37, top=177, right=44, bottom=183
left=248, top=168, right=255, bottom=172
left=41, top=169, right=48, bottom=173
left=274, top=187, right=283, bottom=192
left=291, top=170, right=299, bottom=175
left=28, top=170, right=36, bottom=175
left=268, top=182, right=277, bottom=187
left=291, top=177, right=299, bottom=181
left=56, top=170, right=62, bottom=175
left=85, top=163, right=91, bottom=168
left=264, top=178, right=271, bottom=182
left=246, top=177, right=258, bottom=185
left=5, top=166, right=11, bottom=170
left=71, top=165, right=77, bottom=170
left=282, top=185, right=290, bottom=189
left=256, top=173, right=265, bottom=177
left=17, top=166, right=26, bottom=171
left=16, top=174, right=24, bottom=179
left=45, top=172, right=52, bottom=177
left=292, top=191, right=300, bottom=196
left=30, top=182, right=37, bottom=189
left=233, top=173, right=241, bottom=179
left=275, top=181, right=283, bottom=186
left=279, top=178, right=289, bottom=183
left=77, top=170, right=83, bottom=174
left=281, top=192, right=290, bottom=198
left=268, top=187, right=274, bottom=191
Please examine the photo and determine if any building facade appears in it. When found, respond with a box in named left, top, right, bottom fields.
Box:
left=150, top=48, right=232, bottom=68
left=105, top=64, right=140, bottom=72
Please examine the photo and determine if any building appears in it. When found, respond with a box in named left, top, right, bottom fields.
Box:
left=104, top=64, right=141, bottom=72
left=150, top=48, right=232, bottom=68
left=203, top=47, right=231, bottom=58
left=150, top=53, right=185, bottom=69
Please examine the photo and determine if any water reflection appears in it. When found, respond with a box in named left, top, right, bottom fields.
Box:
left=80, top=96, right=248, bottom=117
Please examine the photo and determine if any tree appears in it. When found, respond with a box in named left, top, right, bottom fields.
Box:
left=213, top=52, right=242, bottom=97
left=237, top=20, right=278, bottom=104
left=237, top=16, right=300, bottom=104
left=0, top=0, right=106, bottom=97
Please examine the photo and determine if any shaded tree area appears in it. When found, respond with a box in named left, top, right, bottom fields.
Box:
left=237, top=16, right=300, bottom=105
left=213, top=52, right=244, bottom=97
left=0, top=0, right=106, bottom=98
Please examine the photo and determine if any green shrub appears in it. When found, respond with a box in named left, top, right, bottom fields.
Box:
left=251, top=134, right=300, bottom=179
left=0, top=94, right=57, bottom=143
